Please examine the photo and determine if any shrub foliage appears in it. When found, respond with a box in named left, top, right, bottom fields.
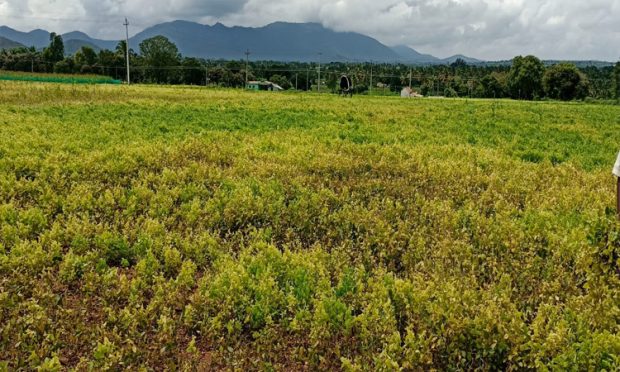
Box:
left=1, top=82, right=620, bottom=369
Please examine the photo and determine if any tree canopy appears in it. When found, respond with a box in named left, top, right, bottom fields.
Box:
left=74, top=46, right=97, bottom=67
left=139, top=36, right=181, bottom=83
left=543, top=63, right=590, bottom=101
left=1, top=33, right=618, bottom=101
left=42, top=32, right=65, bottom=65
left=508, top=55, right=545, bottom=100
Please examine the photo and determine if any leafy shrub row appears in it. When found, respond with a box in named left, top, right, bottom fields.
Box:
left=1, top=84, right=619, bottom=369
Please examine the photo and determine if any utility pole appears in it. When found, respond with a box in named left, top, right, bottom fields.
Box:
left=295, top=73, right=298, bottom=90
left=369, top=62, right=373, bottom=95
left=318, top=52, right=322, bottom=93
left=306, top=69, right=309, bottom=91
left=124, top=18, right=130, bottom=85
left=205, top=65, right=208, bottom=86
left=245, top=49, right=250, bottom=89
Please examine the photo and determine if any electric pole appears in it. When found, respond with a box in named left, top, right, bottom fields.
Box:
left=245, top=49, right=250, bottom=89
left=318, top=52, right=322, bottom=93
left=369, top=63, right=373, bottom=95
left=124, top=18, right=130, bottom=85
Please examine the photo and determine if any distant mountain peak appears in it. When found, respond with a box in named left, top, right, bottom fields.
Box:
left=64, top=31, right=90, bottom=38
left=390, top=45, right=441, bottom=64
left=442, top=54, right=482, bottom=64
left=170, top=20, right=198, bottom=25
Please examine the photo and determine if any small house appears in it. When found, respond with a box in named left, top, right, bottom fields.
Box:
left=246, top=81, right=284, bottom=91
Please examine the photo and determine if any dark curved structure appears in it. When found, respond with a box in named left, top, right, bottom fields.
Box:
left=339, top=75, right=353, bottom=97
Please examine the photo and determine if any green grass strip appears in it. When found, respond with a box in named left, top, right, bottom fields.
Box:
left=0, top=74, right=121, bottom=84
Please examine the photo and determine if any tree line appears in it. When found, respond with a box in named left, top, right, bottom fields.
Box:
left=1, top=32, right=620, bottom=101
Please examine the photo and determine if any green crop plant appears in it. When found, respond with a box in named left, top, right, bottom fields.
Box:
left=0, top=81, right=619, bottom=370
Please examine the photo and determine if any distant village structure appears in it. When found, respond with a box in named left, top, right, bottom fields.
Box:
left=246, top=81, right=284, bottom=91
left=400, top=87, right=423, bottom=98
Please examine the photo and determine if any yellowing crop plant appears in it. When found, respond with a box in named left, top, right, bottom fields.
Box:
left=1, top=81, right=620, bottom=370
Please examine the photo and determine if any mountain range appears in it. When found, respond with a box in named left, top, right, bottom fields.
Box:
left=0, top=21, right=483, bottom=65
left=0, top=35, right=23, bottom=50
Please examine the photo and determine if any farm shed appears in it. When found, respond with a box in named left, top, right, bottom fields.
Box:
left=246, top=81, right=284, bottom=91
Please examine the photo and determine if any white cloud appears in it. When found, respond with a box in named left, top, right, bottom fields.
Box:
left=0, top=0, right=619, bottom=60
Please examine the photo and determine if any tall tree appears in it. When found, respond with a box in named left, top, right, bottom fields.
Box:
left=139, top=36, right=181, bottom=83
left=74, top=46, right=97, bottom=67
left=95, top=49, right=117, bottom=77
left=115, top=40, right=137, bottom=60
left=450, top=58, right=467, bottom=69
left=477, top=73, right=506, bottom=98
left=508, top=55, right=545, bottom=100
left=269, top=74, right=291, bottom=90
left=181, top=57, right=206, bottom=85
left=42, top=33, right=65, bottom=67
left=207, top=65, right=230, bottom=86
left=116, top=40, right=128, bottom=57
left=543, top=63, right=589, bottom=101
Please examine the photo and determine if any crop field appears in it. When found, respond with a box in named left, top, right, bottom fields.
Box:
left=1, top=81, right=620, bottom=370
left=0, top=72, right=121, bottom=85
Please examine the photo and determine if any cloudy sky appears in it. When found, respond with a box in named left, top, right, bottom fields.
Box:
left=0, top=0, right=619, bottom=61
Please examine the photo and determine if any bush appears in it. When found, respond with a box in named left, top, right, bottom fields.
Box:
left=444, top=87, right=458, bottom=97
left=96, top=233, right=134, bottom=267
left=2, top=83, right=620, bottom=370
left=53, top=59, right=74, bottom=74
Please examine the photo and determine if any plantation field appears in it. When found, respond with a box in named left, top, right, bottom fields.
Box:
left=1, top=81, right=620, bottom=370
left=0, top=71, right=121, bottom=85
